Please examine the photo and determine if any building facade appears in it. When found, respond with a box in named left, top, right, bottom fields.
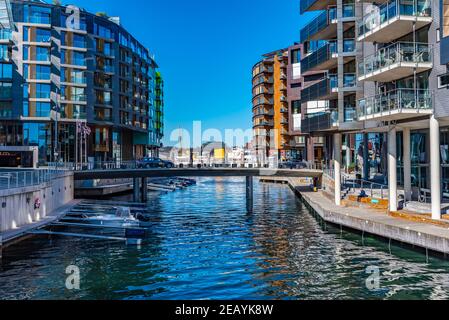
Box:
left=252, top=49, right=290, bottom=164
left=299, top=0, right=449, bottom=219
left=0, top=0, right=163, bottom=165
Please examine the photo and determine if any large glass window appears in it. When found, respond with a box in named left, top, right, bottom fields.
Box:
left=0, top=44, right=9, bottom=61
left=0, top=63, right=12, bottom=78
left=0, top=101, right=12, bottom=118
left=23, top=45, right=50, bottom=61
left=94, top=23, right=113, bottom=39
left=33, top=83, right=51, bottom=99
left=23, top=27, right=51, bottom=42
left=0, top=82, right=12, bottom=99
left=25, top=5, right=51, bottom=24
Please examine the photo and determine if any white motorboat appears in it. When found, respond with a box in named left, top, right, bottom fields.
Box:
left=74, top=207, right=141, bottom=228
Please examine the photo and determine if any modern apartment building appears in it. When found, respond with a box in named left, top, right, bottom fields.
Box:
left=150, top=71, right=164, bottom=157
left=299, top=0, right=449, bottom=219
left=287, top=43, right=328, bottom=164
left=252, top=49, right=290, bottom=164
left=0, top=0, right=163, bottom=165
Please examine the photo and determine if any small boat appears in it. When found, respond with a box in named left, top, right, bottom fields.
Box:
left=64, top=207, right=141, bottom=228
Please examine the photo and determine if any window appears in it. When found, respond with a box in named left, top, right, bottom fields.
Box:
left=34, top=83, right=51, bottom=99
left=33, top=102, right=51, bottom=117
left=444, top=1, right=449, bottom=37
left=24, top=46, right=50, bottom=61
left=94, top=23, right=113, bottom=39
left=0, top=44, right=9, bottom=61
left=438, top=73, right=449, bottom=88
left=0, top=101, right=12, bottom=118
left=25, top=5, right=51, bottom=24
left=36, top=65, right=51, bottom=80
left=0, top=82, right=12, bottom=99
left=24, top=64, right=51, bottom=80
left=61, top=50, right=85, bottom=66
left=0, top=64, right=12, bottom=78
left=291, top=49, right=301, bottom=64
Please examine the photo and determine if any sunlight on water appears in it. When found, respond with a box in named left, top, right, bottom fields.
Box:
left=1, top=177, right=449, bottom=300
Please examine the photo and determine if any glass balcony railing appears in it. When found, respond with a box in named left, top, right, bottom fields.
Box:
left=301, top=110, right=338, bottom=133
left=358, top=89, right=432, bottom=118
left=344, top=107, right=356, bottom=122
left=358, top=42, right=432, bottom=77
left=0, top=29, right=11, bottom=41
left=343, top=73, right=356, bottom=87
left=342, top=4, right=355, bottom=18
left=300, top=8, right=336, bottom=42
left=358, top=0, right=432, bottom=38
left=301, top=41, right=337, bottom=73
left=343, top=39, right=356, bottom=53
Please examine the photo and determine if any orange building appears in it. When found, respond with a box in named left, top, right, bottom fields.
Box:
left=252, top=49, right=289, bottom=164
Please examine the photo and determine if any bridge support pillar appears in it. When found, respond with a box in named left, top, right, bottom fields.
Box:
left=133, top=178, right=140, bottom=203
left=141, top=177, right=148, bottom=203
left=246, top=176, right=253, bottom=212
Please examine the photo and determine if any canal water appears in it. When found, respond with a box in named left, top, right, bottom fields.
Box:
left=1, top=177, right=449, bottom=300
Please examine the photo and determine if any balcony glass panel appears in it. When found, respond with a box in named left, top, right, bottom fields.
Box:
left=343, top=39, right=355, bottom=53
left=343, top=73, right=356, bottom=87
left=342, top=4, right=355, bottom=18
left=0, top=29, right=11, bottom=40
left=358, top=42, right=432, bottom=77
left=300, top=8, right=336, bottom=42
left=358, top=89, right=432, bottom=118
left=344, top=107, right=356, bottom=122
left=358, top=0, right=432, bottom=38
left=301, top=41, right=337, bottom=73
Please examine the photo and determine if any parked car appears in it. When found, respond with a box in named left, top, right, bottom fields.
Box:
left=137, top=158, right=175, bottom=168
left=278, top=160, right=309, bottom=169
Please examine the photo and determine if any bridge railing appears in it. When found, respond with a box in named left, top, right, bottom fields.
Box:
left=0, top=169, right=68, bottom=191
left=48, top=160, right=324, bottom=171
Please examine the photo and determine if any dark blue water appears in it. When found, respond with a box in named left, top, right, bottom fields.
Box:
left=1, top=177, right=449, bottom=300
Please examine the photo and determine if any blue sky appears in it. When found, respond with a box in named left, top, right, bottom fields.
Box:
left=68, top=0, right=316, bottom=146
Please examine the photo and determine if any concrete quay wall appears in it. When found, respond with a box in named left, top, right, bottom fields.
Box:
left=0, top=172, right=74, bottom=233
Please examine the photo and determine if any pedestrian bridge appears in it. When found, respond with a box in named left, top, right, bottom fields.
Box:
left=73, top=167, right=323, bottom=207
left=73, top=167, right=323, bottom=181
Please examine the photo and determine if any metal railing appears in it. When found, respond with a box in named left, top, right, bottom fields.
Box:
left=358, top=0, right=432, bottom=38
left=358, top=42, right=432, bottom=77
left=357, top=88, right=433, bottom=118
left=0, top=169, right=68, bottom=191
left=342, top=174, right=388, bottom=200
left=47, top=160, right=325, bottom=172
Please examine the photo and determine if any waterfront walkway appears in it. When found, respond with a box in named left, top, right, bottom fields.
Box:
left=0, top=200, right=80, bottom=246
left=261, top=177, right=449, bottom=255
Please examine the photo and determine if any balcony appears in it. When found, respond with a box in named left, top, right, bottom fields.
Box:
left=357, top=0, right=432, bottom=43
left=254, top=120, right=274, bottom=128
left=300, top=9, right=337, bottom=42
left=357, top=89, right=433, bottom=121
left=300, top=0, right=336, bottom=14
left=301, top=111, right=339, bottom=133
left=302, top=42, right=337, bottom=73
left=253, top=109, right=274, bottom=117
left=300, top=5, right=355, bottom=42
left=301, top=76, right=335, bottom=103
left=358, top=42, right=432, bottom=82
left=301, top=39, right=356, bottom=73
